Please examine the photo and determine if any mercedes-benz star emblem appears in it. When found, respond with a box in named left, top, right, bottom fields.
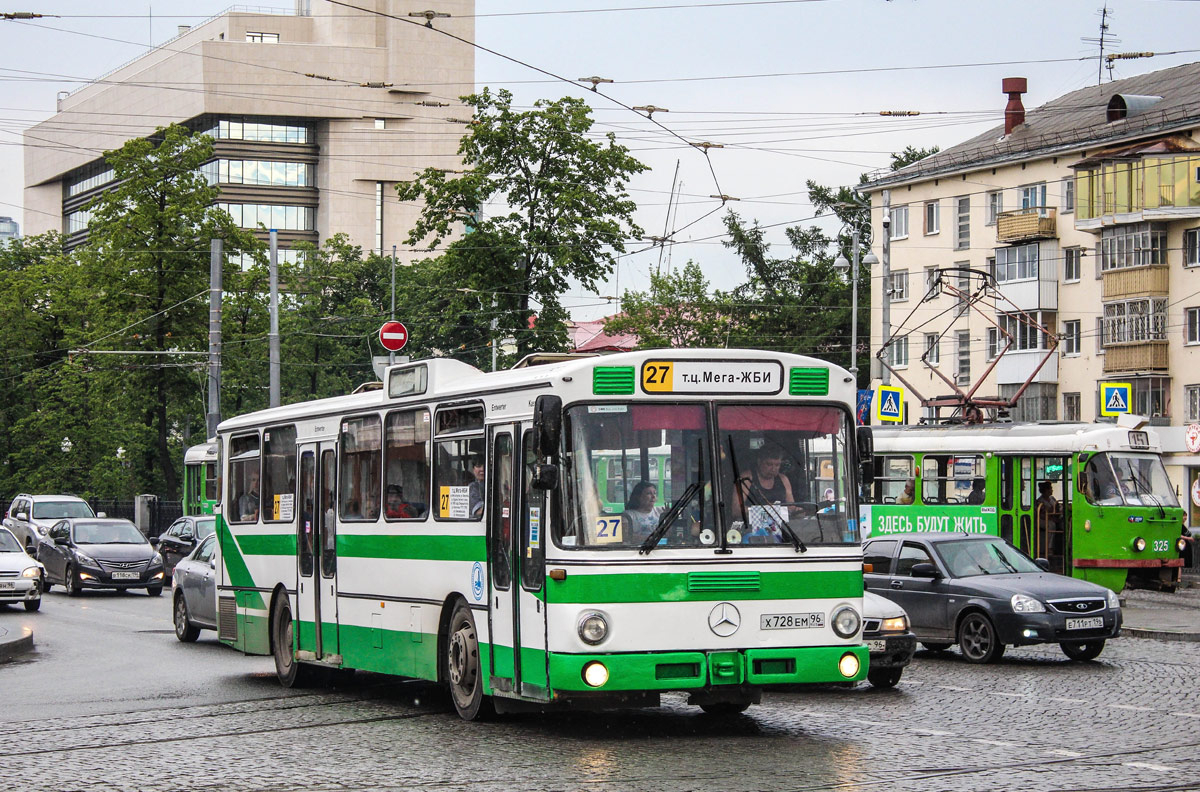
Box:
left=708, top=602, right=741, bottom=637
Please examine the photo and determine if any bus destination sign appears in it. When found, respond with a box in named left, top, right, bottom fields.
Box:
left=641, top=360, right=783, bottom=394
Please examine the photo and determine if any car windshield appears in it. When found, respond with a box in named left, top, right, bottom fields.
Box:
left=72, top=521, right=147, bottom=545
left=0, top=530, right=21, bottom=552
left=936, top=539, right=1043, bottom=577
left=32, top=500, right=95, bottom=519
left=195, top=518, right=216, bottom=539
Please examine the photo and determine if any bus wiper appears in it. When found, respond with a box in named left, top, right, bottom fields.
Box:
left=727, top=436, right=805, bottom=553
left=639, top=480, right=703, bottom=555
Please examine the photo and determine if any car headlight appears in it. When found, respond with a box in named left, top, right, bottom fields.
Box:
left=578, top=612, right=609, bottom=645
left=879, top=615, right=908, bottom=632
left=152, top=552, right=163, bottom=565
left=21, top=566, right=40, bottom=578
left=831, top=605, right=861, bottom=638
left=74, top=551, right=98, bottom=567
left=1106, top=589, right=1121, bottom=610
left=1011, top=594, right=1046, bottom=613
left=1132, top=536, right=1146, bottom=552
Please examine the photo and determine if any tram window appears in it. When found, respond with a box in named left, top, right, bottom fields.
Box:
left=896, top=542, right=934, bottom=576
left=872, top=456, right=914, bottom=504
left=1020, top=458, right=1031, bottom=509
left=434, top=436, right=486, bottom=521
left=921, top=455, right=985, bottom=504
left=229, top=434, right=260, bottom=524
left=339, top=415, right=382, bottom=521
left=204, top=462, right=217, bottom=501
left=261, top=425, right=297, bottom=522
left=384, top=408, right=430, bottom=520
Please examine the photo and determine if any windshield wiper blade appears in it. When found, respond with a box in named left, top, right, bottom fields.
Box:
left=639, top=481, right=702, bottom=555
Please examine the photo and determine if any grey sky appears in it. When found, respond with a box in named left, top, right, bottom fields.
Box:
left=3, top=0, right=1199, bottom=319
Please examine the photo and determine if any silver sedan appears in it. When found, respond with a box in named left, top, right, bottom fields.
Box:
left=171, top=533, right=218, bottom=641
left=0, top=528, right=43, bottom=611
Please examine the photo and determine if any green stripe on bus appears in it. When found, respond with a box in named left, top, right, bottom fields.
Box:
left=216, top=517, right=266, bottom=611
left=547, top=569, right=861, bottom=603
left=237, top=533, right=297, bottom=556
left=338, top=534, right=485, bottom=562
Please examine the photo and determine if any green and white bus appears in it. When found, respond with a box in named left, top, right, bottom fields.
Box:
left=182, top=440, right=218, bottom=515
left=212, top=350, right=872, bottom=719
left=863, top=417, right=1186, bottom=592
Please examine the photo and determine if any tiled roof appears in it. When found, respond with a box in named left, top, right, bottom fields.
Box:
left=861, top=60, right=1200, bottom=190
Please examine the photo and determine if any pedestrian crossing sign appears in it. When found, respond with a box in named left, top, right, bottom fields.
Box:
left=1100, top=382, right=1131, bottom=417
left=875, top=385, right=904, bottom=423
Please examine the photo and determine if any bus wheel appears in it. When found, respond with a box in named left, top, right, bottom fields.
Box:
left=699, top=700, right=751, bottom=716
left=445, top=601, right=492, bottom=721
left=922, top=642, right=952, bottom=653
left=272, top=595, right=319, bottom=688
left=958, top=613, right=1004, bottom=664
left=1061, top=640, right=1105, bottom=661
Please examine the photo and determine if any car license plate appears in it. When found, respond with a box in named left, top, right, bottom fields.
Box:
left=760, top=612, right=824, bottom=630
left=866, top=639, right=888, bottom=652
left=1066, top=616, right=1104, bottom=630
left=0, top=581, right=13, bottom=590
left=111, top=571, right=139, bottom=580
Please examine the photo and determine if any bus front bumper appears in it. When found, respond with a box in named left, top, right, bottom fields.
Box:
left=548, top=644, right=868, bottom=693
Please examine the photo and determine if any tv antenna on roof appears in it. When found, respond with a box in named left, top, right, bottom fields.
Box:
left=1082, top=4, right=1121, bottom=84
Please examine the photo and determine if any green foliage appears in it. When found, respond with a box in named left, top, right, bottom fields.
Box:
left=604, top=262, right=733, bottom=349
left=890, top=145, right=940, bottom=171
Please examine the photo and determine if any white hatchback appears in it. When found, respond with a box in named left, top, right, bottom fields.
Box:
left=0, top=527, right=43, bottom=611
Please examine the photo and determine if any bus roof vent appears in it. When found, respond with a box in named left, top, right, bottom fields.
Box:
left=789, top=367, right=829, bottom=396
left=593, top=366, right=635, bottom=395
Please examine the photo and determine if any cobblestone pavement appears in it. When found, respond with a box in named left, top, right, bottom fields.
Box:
left=4, top=593, right=1200, bottom=792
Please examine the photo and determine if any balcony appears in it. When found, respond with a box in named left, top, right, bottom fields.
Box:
left=1103, top=341, right=1169, bottom=373
left=996, top=207, right=1057, bottom=243
left=1101, top=265, right=1169, bottom=299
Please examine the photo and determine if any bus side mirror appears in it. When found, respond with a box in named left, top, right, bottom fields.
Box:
left=856, top=426, right=874, bottom=490
left=534, top=394, right=563, bottom=463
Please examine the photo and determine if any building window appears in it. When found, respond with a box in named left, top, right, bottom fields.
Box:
left=1186, top=228, right=1200, bottom=268
left=1063, top=392, right=1081, bottom=422
left=1187, top=307, right=1200, bottom=345
left=1062, top=319, right=1081, bottom=355
left=986, top=191, right=1002, bottom=225
left=994, top=243, right=1038, bottom=282
left=924, top=333, right=940, bottom=365
left=1062, top=177, right=1074, bottom=213
left=1187, top=386, right=1200, bottom=423
left=1096, top=317, right=1106, bottom=353
left=246, top=31, right=280, bottom=43
left=924, top=266, right=939, bottom=297
left=893, top=335, right=909, bottom=368
left=1102, top=298, right=1168, bottom=345
left=66, top=165, right=115, bottom=197
left=956, top=331, right=970, bottom=385
left=986, top=327, right=999, bottom=360
left=924, top=201, right=939, bottom=235
left=1000, top=382, right=1057, bottom=422
left=1131, top=377, right=1171, bottom=421
left=375, top=181, right=384, bottom=255
left=209, top=117, right=312, bottom=144
left=1064, top=247, right=1082, bottom=282
left=999, top=311, right=1056, bottom=351
left=955, top=196, right=970, bottom=250
left=889, top=205, right=909, bottom=240
left=216, top=203, right=316, bottom=231
left=1021, top=182, right=1047, bottom=213
left=1099, top=222, right=1167, bottom=272
left=65, top=209, right=94, bottom=234
left=200, top=159, right=313, bottom=187
left=374, top=118, right=386, bottom=130
left=890, top=271, right=909, bottom=302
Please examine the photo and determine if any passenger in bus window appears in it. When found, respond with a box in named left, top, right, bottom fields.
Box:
left=468, top=457, right=486, bottom=519
left=386, top=485, right=418, bottom=519
left=623, top=481, right=662, bottom=543
left=966, top=477, right=986, bottom=505
left=896, top=479, right=915, bottom=505
left=238, top=472, right=260, bottom=521
left=736, top=446, right=796, bottom=511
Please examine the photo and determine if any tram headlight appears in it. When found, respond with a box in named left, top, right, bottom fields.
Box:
left=1132, top=536, right=1146, bottom=552
left=830, top=605, right=861, bottom=638
left=582, top=661, right=609, bottom=688
left=1177, top=537, right=1189, bottom=553
left=578, top=612, right=609, bottom=645
left=838, top=652, right=860, bottom=678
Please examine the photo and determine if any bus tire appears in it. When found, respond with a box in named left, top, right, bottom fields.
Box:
left=445, top=600, right=492, bottom=721
left=958, top=612, right=1004, bottom=664
left=1060, top=640, right=1105, bottom=661
left=272, top=594, right=319, bottom=688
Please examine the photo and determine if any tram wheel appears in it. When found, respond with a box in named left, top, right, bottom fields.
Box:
left=958, top=613, right=1004, bottom=664
left=445, top=600, right=493, bottom=721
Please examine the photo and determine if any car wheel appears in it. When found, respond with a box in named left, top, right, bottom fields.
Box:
left=445, top=600, right=493, bottom=721
left=174, top=593, right=200, bottom=643
left=921, top=642, right=952, bottom=653
left=271, top=595, right=320, bottom=688
left=958, top=613, right=1004, bottom=663
left=1060, top=640, right=1105, bottom=661
left=65, top=565, right=81, bottom=597
left=41, top=576, right=51, bottom=593
left=24, top=597, right=41, bottom=612
left=147, top=585, right=163, bottom=597
left=867, top=666, right=903, bottom=688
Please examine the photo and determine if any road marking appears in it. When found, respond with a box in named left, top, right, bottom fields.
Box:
left=1171, top=712, right=1200, bottom=719
left=972, top=739, right=1018, bottom=747
left=849, top=719, right=887, bottom=726
left=1109, top=704, right=1153, bottom=712
left=1047, top=749, right=1083, bottom=757
left=912, top=729, right=954, bottom=737
left=938, top=685, right=970, bottom=691
left=990, top=692, right=1030, bottom=698
left=1124, top=762, right=1171, bottom=772
left=1049, top=697, right=1085, bottom=703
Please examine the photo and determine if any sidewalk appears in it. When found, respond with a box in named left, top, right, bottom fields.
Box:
left=0, top=622, right=34, bottom=661
left=1120, top=581, right=1200, bottom=642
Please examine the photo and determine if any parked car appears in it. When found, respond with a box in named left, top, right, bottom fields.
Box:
left=172, top=533, right=218, bottom=642
left=158, top=515, right=216, bottom=579
left=4, top=494, right=96, bottom=551
left=864, top=532, right=1121, bottom=663
left=862, top=590, right=915, bottom=688
left=0, top=527, right=43, bottom=611
left=39, top=518, right=165, bottom=596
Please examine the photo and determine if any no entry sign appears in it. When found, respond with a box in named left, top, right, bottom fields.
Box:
left=379, top=321, right=408, bottom=352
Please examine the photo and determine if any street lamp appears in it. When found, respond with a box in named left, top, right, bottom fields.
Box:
left=834, top=232, right=878, bottom=379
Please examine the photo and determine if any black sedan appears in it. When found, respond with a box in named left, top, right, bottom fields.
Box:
left=864, top=532, right=1121, bottom=663
left=39, top=518, right=166, bottom=596
left=158, top=515, right=216, bottom=579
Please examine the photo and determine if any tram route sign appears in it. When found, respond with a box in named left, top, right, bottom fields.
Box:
left=379, top=320, right=409, bottom=352
left=1099, top=382, right=1131, bottom=417
left=875, top=385, right=904, bottom=423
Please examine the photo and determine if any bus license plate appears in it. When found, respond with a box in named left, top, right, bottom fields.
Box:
left=1065, top=616, right=1103, bottom=630
left=111, top=571, right=139, bottom=580
left=760, top=612, right=824, bottom=630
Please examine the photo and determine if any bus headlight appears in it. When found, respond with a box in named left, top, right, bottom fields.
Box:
left=1178, top=537, right=1189, bottom=553
left=831, top=605, right=861, bottom=638
left=838, top=653, right=860, bottom=678
left=1132, top=537, right=1146, bottom=552
left=578, top=612, right=609, bottom=645
left=582, top=661, right=609, bottom=687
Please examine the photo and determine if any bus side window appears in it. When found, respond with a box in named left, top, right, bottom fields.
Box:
left=521, top=430, right=544, bottom=591
left=339, top=415, right=381, bottom=521
left=229, top=433, right=261, bottom=524
left=384, top=408, right=430, bottom=520
left=490, top=433, right=512, bottom=589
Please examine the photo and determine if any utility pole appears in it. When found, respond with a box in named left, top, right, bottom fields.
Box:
left=491, top=295, right=498, bottom=372
left=390, top=245, right=397, bottom=366
left=206, top=239, right=222, bottom=438
left=269, top=229, right=280, bottom=408
left=880, top=190, right=892, bottom=385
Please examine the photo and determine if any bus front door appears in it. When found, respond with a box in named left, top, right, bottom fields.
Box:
left=295, top=447, right=319, bottom=659
left=515, top=427, right=549, bottom=700
left=315, top=445, right=340, bottom=661
left=486, top=428, right=517, bottom=694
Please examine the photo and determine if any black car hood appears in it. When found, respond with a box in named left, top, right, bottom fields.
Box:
left=954, top=572, right=1109, bottom=601
left=76, top=543, right=155, bottom=562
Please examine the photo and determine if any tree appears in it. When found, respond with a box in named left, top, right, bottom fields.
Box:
left=396, top=88, right=647, bottom=357
left=605, top=263, right=735, bottom=349
left=890, top=145, right=940, bottom=171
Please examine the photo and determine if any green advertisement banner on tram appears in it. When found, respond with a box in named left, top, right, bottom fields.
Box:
left=860, top=504, right=997, bottom=537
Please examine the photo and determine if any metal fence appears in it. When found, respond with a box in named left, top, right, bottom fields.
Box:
left=86, top=498, right=183, bottom=538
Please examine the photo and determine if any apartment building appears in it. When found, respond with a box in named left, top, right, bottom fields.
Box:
left=23, top=0, right=475, bottom=262
left=0, top=216, right=18, bottom=247
left=859, top=62, right=1200, bottom=516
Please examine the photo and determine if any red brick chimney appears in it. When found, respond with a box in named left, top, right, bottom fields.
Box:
left=1003, top=77, right=1027, bottom=135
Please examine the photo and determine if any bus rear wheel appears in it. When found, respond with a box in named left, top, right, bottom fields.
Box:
left=1061, top=640, right=1105, bottom=661
left=445, top=601, right=492, bottom=721
left=272, top=595, right=320, bottom=688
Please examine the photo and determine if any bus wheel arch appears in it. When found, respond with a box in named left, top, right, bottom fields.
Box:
left=440, top=595, right=493, bottom=720
left=270, top=586, right=320, bottom=688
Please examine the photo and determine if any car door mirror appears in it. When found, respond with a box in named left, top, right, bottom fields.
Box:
left=26, top=544, right=37, bottom=557
left=96, top=512, right=106, bottom=518
left=1035, top=557, right=1051, bottom=572
left=54, top=534, right=69, bottom=546
left=15, top=511, right=28, bottom=521
left=181, top=532, right=194, bottom=544
left=910, top=562, right=941, bottom=579
left=148, top=536, right=159, bottom=548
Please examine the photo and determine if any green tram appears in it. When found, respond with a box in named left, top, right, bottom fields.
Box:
left=182, top=441, right=218, bottom=516
left=863, top=417, right=1186, bottom=592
